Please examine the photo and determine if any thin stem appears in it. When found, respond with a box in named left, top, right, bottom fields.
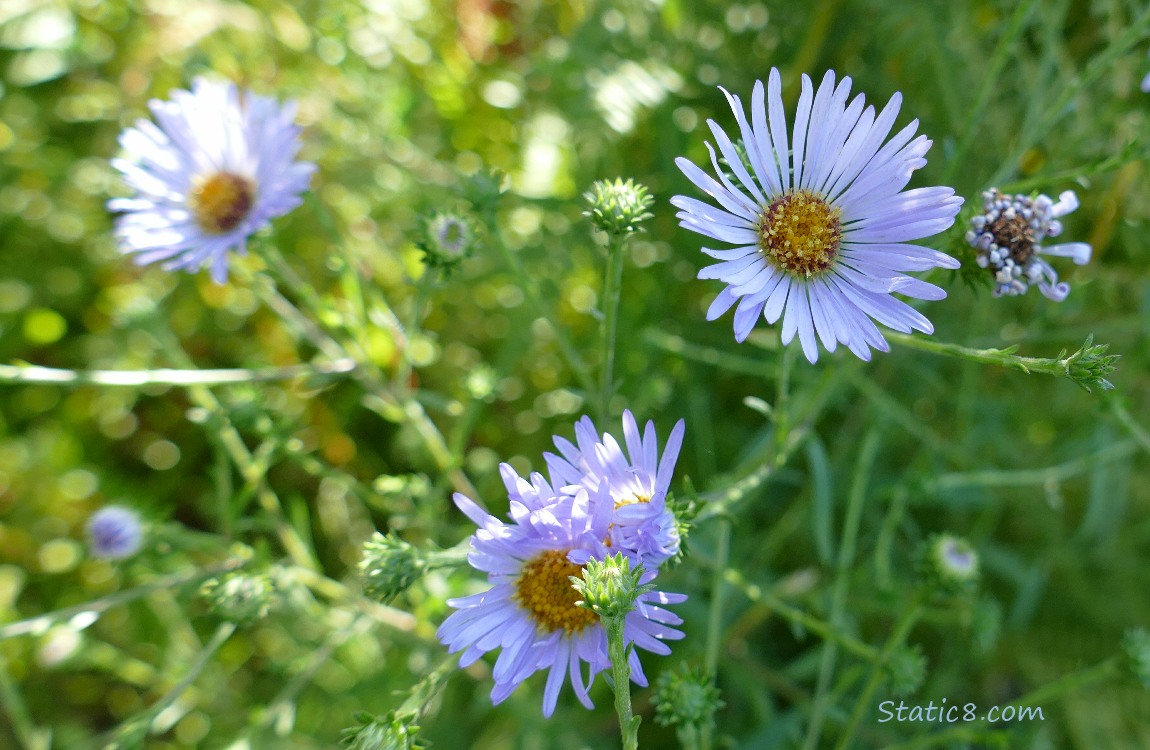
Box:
left=490, top=235, right=596, bottom=396
left=598, top=235, right=627, bottom=423
left=703, top=519, right=733, bottom=680
left=886, top=331, right=1117, bottom=392
left=834, top=589, right=927, bottom=750
left=394, top=267, right=437, bottom=394
left=0, top=660, right=47, bottom=750
left=0, top=557, right=247, bottom=640
left=802, top=430, right=881, bottom=750
left=718, top=567, right=879, bottom=663
left=941, top=0, right=1040, bottom=185
left=101, top=622, right=237, bottom=747
left=606, top=613, right=640, bottom=750
left=0, top=359, right=356, bottom=388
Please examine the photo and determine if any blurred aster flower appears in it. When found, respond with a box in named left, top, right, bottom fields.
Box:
left=542, top=411, right=686, bottom=569
left=673, top=68, right=962, bottom=362
left=108, top=78, right=316, bottom=283
left=966, top=189, right=1091, bottom=301
left=437, top=485, right=685, bottom=717
left=1142, top=49, right=1150, bottom=93
left=86, top=506, right=143, bottom=559
left=420, top=211, right=477, bottom=270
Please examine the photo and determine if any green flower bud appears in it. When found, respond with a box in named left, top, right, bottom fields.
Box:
left=1122, top=628, right=1150, bottom=690
left=571, top=552, right=652, bottom=620
left=653, top=663, right=723, bottom=733
left=201, top=571, right=278, bottom=624
left=419, top=211, right=478, bottom=270
left=885, top=645, right=927, bottom=697
left=919, top=533, right=980, bottom=595
left=341, top=710, right=426, bottom=750
left=583, top=178, right=655, bottom=237
left=359, top=532, right=427, bottom=604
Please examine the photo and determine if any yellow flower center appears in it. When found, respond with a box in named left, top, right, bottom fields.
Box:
left=514, top=549, right=597, bottom=635
left=614, top=493, right=651, bottom=510
left=189, top=172, right=255, bottom=234
left=758, top=189, right=842, bottom=277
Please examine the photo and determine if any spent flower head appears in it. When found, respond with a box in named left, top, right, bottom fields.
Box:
left=437, top=484, right=685, bottom=717
left=584, top=178, right=655, bottom=237
left=673, top=68, right=962, bottom=362
left=919, top=533, right=980, bottom=595
left=965, top=189, right=1091, bottom=300
left=86, top=506, right=143, bottom=560
left=108, top=77, right=315, bottom=283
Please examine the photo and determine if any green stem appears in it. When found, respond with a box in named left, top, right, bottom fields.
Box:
left=491, top=235, right=596, bottom=397
left=834, top=589, right=927, bottom=750
left=941, top=0, right=1040, bottom=185
left=0, top=557, right=247, bottom=640
left=886, top=332, right=1117, bottom=393
left=606, top=613, right=640, bottom=750
left=0, top=359, right=355, bottom=388
left=395, top=267, right=437, bottom=394
left=102, top=621, right=237, bottom=746
left=599, top=235, right=627, bottom=423
left=0, top=659, right=47, bottom=750
left=718, top=567, right=879, bottom=663
left=802, top=430, right=880, bottom=750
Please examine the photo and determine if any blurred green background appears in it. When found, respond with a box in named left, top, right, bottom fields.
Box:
left=1, top=0, right=1149, bottom=747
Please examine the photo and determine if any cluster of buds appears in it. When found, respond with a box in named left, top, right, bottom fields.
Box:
left=965, top=189, right=1091, bottom=301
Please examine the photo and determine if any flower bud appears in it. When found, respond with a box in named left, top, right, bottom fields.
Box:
left=359, top=532, right=427, bottom=603
left=919, top=533, right=980, bottom=595
left=201, top=571, right=278, bottom=623
left=341, top=710, right=426, bottom=750
left=653, top=663, right=723, bottom=733
left=583, top=178, right=655, bottom=237
left=86, top=506, right=143, bottom=560
left=571, top=552, right=651, bottom=620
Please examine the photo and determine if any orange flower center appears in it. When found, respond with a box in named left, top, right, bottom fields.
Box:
left=514, top=549, right=598, bottom=635
left=758, top=189, right=842, bottom=277
left=189, top=172, right=255, bottom=234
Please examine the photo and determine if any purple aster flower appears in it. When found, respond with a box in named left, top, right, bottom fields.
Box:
left=437, top=485, right=686, bottom=717
left=966, top=188, right=1091, bottom=301
left=86, top=506, right=143, bottom=560
left=672, top=68, right=963, bottom=363
left=542, top=411, right=686, bottom=569
left=108, top=77, right=316, bottom=284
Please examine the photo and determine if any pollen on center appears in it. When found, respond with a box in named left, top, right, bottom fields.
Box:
left=758, top=189, right=842, bottom=277
left=189, top=172, right=255, bottom=234
left=614, top=493, right=651, bottom=510
left=514, top=549, right=598, bottom=635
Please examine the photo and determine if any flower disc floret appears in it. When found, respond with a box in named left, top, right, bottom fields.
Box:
left=189, top=172, right=255, bottom=233
left=672, top=68, right=963, bottom=362
left=760, top=189, right=842, bottom=277
left=516, top=549, right=598, bottom=635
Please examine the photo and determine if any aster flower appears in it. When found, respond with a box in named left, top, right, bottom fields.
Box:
left=437, top=486, right=686, bottom=717
left=108, top=77, right=316, bottom=284
left=542, top=411, right=686, bottom=569
left=420, top=211, right=477, bottom=270
left=672, top=68, right=963, bottom=362
left=86, top=506, right=143, bottom=559
left=1141, top=49, right=1150, bottom=93
left=966, top=188, right=1091, bottom=300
